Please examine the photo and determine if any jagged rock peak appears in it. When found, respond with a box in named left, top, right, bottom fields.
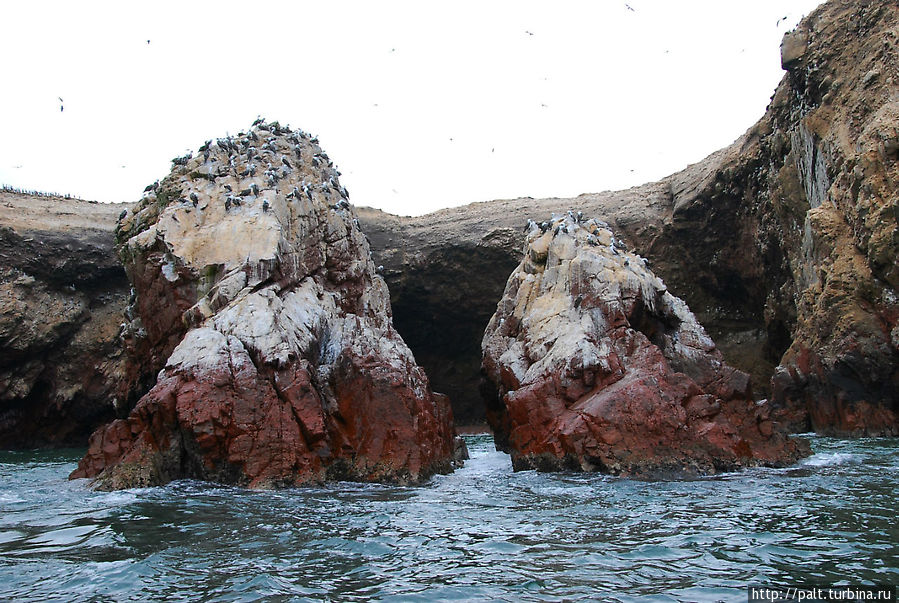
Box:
left=482, top=212, right=809, bottom=477
left=72, top=119, right=460, bottom=490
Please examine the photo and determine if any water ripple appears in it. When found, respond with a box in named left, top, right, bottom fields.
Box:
left=0, top=436, right=897, bottom=600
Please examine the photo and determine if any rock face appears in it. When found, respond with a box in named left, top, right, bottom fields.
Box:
left=0, top=190, right=130, bottom=447
left=357, top=206, right=524, bottom=426
left=3, top=0, right=896, bottom=444
left=481, top=213, right=809, bottom=476
left=71, top=121, right=457, bottom=489
left=761, top=1, right=899, bottom=434
left=364, top=0, right=899, bottom=436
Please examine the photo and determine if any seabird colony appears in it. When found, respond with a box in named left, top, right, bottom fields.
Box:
left=159, top=118, right=351, bottom=217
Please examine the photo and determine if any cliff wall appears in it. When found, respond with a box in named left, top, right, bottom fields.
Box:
left=0, top=192, right=131, bottom=446
left=1, top=0, right=895, bottom=441
left=360, top=0, right=898, bottom=433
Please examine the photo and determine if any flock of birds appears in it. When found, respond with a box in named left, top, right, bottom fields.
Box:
left=137, top=118, right=351, bottom=218
left=525, top=210, right=651, bottom=269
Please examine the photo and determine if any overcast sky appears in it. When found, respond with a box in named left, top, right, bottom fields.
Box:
left=1, top=1, right=822, bottom=216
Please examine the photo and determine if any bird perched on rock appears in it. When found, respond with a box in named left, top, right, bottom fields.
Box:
left=281, top=156, right=292, bottom=169
left=190, top=192, right=199, bottom=206
left=262, top=199, right=269, bottom=212
left=250, top=183, right=259, bottom=196
left=118, top=209, right=128, bottom=221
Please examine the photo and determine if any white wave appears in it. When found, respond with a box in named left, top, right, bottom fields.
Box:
left=801, top=452, right=862, bottom=467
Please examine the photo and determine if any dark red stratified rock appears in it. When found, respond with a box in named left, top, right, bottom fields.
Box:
left=74, top=327, right=455, bottom=489
left=71, top=120, right=459, bottom=489
left=482, top=214, right=809, bottom=477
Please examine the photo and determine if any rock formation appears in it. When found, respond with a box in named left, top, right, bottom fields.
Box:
left=481, top=213, right=809, bottom=476
left=0, top=190, right=131, bottom=447
left=71, top=121, right=458, bottom=489
left=761, top=1, right=898, bottom=434
left=362, top=0, right=899, bottom=436
left=1, top=0, right=895, bottom=445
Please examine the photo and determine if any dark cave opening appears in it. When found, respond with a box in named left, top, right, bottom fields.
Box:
left=384, top=246, right=520, bottom=426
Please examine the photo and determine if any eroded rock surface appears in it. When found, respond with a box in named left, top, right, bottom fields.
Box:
left=0, top=191, right=130, bottom=447
left=3, top=0, right=896, bottom=444
left=762, top=1, right=899, bottom=434
left=71, top=121, right=457, bottom=489
left=364, top=0, right=899, bottom=436
left=481, top=213, right=809, bottom=476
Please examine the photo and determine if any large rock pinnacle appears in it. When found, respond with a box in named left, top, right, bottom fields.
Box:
left=482, top=213, right=809, bottom=477
left=71, top=120, right=459, bottom=489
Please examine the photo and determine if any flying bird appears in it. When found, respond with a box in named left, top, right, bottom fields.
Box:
left=58, top=97, right=64, bottom=112
left=625, top=3, right=635, bottom=11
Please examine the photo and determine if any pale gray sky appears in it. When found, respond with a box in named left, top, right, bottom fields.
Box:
left=1, top=1, right=822, bottom=216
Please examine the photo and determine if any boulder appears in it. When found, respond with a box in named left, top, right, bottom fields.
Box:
left=481, top=213, right=809, bottom=477
left=71, top=120, right=458, bottom=489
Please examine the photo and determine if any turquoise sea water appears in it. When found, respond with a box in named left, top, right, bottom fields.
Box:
left=0, top=434, right=896, bottom=602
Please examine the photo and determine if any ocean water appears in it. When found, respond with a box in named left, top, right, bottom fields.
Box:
left=0, top=434, right=896, bottom=602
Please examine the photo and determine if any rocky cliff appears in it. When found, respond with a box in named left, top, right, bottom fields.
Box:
left=1, top=0, right=895, bottom=445
left=71, top=121, right=458, bottom=489
left=361, top=0, right=899, bottom=435
left=0, top=191, right=130, bottom=447
left=481, top=213, right=808, bottom=475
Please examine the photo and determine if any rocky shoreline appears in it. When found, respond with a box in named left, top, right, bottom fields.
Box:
left=0, top=0, right=896, bottom=484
